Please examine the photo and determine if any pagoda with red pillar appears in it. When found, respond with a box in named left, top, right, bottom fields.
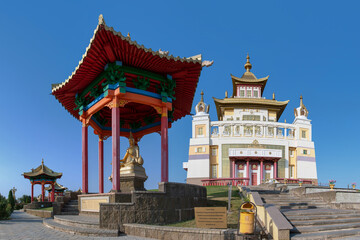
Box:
left=22, top=159, right=62, bottom=202
left=51, top=15, right=211, bottom=194
left=46, top=182, right=67, bottom=201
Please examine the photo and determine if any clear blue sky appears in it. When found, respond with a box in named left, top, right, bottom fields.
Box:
left=1, top=1, right=359, bottom=198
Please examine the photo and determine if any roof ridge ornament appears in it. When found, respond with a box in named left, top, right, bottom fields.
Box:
left=244, top=53, right=252, bottom=72
left=98, top=14, right=106, bottom=25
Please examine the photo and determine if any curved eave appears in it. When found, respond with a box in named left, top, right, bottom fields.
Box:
left=213, top=97, right=289, bottom=121
left=51, top=15, right=203, bottom=123
left=22, top=172, right=63, bottom=179
left=231, top=74, right=268, bottom=96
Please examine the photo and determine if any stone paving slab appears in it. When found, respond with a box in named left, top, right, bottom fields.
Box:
left=0, top=211, right=154, bottom=240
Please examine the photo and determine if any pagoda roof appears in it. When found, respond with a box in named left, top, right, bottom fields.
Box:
left=22, top=160, right=62, bottom=179
left=52, top=15, right=208, bottom=124
left=213, top=97, right=289, bottom=121
left=45, top=182, right=67, bottom=191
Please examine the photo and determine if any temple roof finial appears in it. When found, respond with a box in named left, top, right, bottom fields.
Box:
left=272, top=92, right=275, bottom=100
left=300, top=95, right=303, bottom=107
left=98, top=14, right=106, bottom=25
left=200, top=90, right=204, bottom=102
left=42, top=158, right=44, bottom=165
left=127, top=32, right=131, bottom=39
left=244, top=53, right=252, bottom=72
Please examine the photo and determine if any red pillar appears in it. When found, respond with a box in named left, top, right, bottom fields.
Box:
left=260, top=160, right=264, bottom=184
left=41, top=182, right=45, bottom=202
left=112, top=103, right=121, bottom=191
left=99, top=136, right=104, bottom=193
left=31, top=183, right=34, bottom=203
left=51, top=183, right=55, bottom=202
left=274, top=160, right=278, bottom=179
left=161, top=106, right=169, bottom=182
left=82, top=124, right=88, bottom=193
left=246, top=160, right=250, bottom=186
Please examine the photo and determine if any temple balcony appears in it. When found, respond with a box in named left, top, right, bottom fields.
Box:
left=210, top=121, right=296, bottom=139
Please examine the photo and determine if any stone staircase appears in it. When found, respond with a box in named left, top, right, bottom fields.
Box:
left=60, top=200, right=79, bottom=215
left=43, top=215, right=119, bottom=237
left=253, top=187, right=360, bottom=239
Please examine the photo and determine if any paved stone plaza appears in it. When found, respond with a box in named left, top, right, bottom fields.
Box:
left=0, top=211, right=153, bottom=240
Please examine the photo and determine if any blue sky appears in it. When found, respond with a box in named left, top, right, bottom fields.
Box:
left=0, top=1, right=359, bottom=198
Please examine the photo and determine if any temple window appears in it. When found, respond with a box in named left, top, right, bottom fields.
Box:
left=247, top=90, right=252, bottom=97
left=303, top=149, right=308, bottom=155
left=211, top=148, right=217, bottom=156
left=196, top=147, right=205, bottom=153
left=301, top=130, right=307, bottom=139
left=211, top=165, right=217, bottom=178
left=240, top=90, right=245, bottom=97
left=268, top=127, right=274, bottom=136
left=244, top=126, right=253, bottom=135
left=198, top=127, right=203, bottom=136
left=254, top=90, right=259, bottom=98
left=243, top=115, right=260, bottom=121
left=255, top=126, right=261, bottom=135
left=289, top=165, right=294, bottom=178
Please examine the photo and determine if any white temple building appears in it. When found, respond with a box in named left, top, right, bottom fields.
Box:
left=183, top=55, right=317, bottom=186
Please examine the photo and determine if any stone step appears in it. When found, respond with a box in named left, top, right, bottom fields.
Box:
left=43, top=218, right=119, bottom=237
left=263, top=199, right=324, bottom=204
left=60, top=211, right=79, bottom=215
left=291, top=228, right=360, bottom=240
left=286, top=213, right=360, bottom=221
left=292, top=222, right=360, bottom=234
left=291, top=217, right=360, bottom=227
left=66, top=202, right=78, bottom=206
left=283, top=209, right=360, bottom=216
left=62, top=208, right=79, bottom=212
left=277, top=205, right=325, bottom=210
left=54, top=216, right=99, bottom=229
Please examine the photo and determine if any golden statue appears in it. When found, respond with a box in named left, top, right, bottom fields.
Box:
left=109, top=132, right=147, bottom=183
left=121, top=132, right=143, bottom=167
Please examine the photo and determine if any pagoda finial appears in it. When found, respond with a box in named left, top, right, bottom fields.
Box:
left=98, top=14, right=106, bottom=25
left=200, top=90, right=204, bottom=102
left=300, top=95, right=304, bottom=107
left=127, top=32, right=131, bottom=39
left=272, top=92, right=275, bottom=100
left=42, top=158, right=44, bottom=165
left=244, top=53, right=252, bottom=72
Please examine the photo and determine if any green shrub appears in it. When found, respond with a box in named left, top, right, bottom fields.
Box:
left=0, top=194, right=10, bottom=220
left=8, top=190, right=15, bottom=211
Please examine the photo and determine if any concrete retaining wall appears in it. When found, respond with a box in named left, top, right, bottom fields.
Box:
left=26, top=209, right=53, bottom=218
left=100, top=182, right=207, bottom=232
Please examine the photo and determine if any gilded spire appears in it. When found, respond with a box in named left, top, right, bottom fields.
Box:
left=200, top=90, right=204, bottom=102
left=272, top=92, right=275, bottom=100
left=244, top=53, right=252, bottom=72
left=300, top=95, right=304, bottom=107
left=127, top=32, right=131, bottom=39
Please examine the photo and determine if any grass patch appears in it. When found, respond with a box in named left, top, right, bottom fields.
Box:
left=147, top=189, right=158, bottom=192
left=36, top=207, right=53, bottom=211
left=166, top=186, right=246, bottom=229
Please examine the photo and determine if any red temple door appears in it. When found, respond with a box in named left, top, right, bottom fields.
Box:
left=251, top=173, right=257, bottom=186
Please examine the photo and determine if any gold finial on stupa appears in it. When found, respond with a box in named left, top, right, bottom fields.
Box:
left=225, top=91, right=228, bottom=98
left=244, top=53, right=252, bottom=72
left=200, top=90, right=204, bottom=102
left=284, top=119, right=287, bottom=123
left=272, top=92, right=275, bottom=100
left=300, top=95, right=304, bottom=107
left=127, top=32, right=131, bottom=39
